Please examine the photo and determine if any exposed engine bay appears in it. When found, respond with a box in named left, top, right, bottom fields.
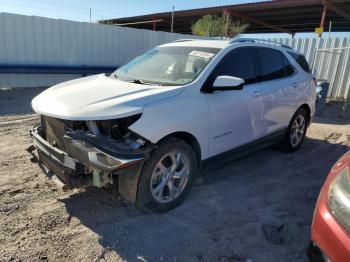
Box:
left=29, top=114, right=153, bottom=203
left=40, top=114, right=148, bottom=153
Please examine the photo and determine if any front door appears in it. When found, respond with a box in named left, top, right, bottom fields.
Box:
left=204, top=47, right=265, bottom=157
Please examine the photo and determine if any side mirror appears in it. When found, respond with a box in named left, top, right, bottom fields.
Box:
left=212, top=75, right=245, bottom=91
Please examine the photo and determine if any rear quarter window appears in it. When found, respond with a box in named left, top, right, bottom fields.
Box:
left=288, top=52, right=311, bottom=73
left=256, top=47, right=288, bottom=81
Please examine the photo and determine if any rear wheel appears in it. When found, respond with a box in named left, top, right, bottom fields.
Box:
left=136, top=137, right=197, bottom=213
left=280, top=108, right=308, bottom=152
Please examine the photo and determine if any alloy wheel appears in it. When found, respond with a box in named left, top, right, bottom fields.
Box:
left=290, top=114, right=306, bottom=147
left=150, top=151, right=190, bottom=203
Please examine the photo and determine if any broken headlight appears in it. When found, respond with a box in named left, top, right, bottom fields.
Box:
left=85, top=114, right=146, bottom=151
left=328, top=167, right=350, bottom=232
left=92, top=114, right=142, bottom=139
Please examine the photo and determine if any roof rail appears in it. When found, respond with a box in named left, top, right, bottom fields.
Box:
left=173, top=39, right=196, bottom=43
left=230, top=38, right=293, bottom=50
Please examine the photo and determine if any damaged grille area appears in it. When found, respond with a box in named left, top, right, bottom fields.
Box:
left=41, top=114, right=142, bottom=147
left=41, top=116, right=88, bottom=151
left=40, top=113, right=149, bottom=161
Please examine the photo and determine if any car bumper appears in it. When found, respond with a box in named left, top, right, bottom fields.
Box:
left=309, top=187, right=350, bottom=262
left=28, top=125, right=144, bottom=191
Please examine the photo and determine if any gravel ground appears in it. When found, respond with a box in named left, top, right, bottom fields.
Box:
left=1, top=88, right=350, bottom=262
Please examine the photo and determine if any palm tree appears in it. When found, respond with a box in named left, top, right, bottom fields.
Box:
left=192, top=15, right=222, bottom=37
left=98, top=20, right=114, bottom=25
left=192, top=13, right=249, bottom=38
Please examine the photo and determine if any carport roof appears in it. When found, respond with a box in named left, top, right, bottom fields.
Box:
left=103, top=0, right=350, bottom=35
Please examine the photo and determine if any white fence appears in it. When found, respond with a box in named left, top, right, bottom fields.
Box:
left=267, top=37, right=350, bottom=100
left=0, top=13, right=201, bottom=88
left=0, top=13, right=350, bottom=99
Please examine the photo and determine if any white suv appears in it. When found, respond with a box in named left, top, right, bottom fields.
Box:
left=29, top=38, right=316, bottom=212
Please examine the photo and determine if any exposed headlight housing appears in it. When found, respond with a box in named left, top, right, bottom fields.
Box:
left=81, top=114, right=147, bottom=151
left=93, top=114, right=142, bottom=139
left=328, top=167, right=350, bottom=232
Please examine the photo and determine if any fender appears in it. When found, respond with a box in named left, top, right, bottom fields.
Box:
left=129, top=87, right=211, bottom=160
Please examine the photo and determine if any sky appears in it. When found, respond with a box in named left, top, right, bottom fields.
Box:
left=0, top=0, right=267, bottom=22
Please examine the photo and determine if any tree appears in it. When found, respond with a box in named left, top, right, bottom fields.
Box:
left=225, top=14, right=249, bottom=38
left=192, top=13, right=249, bottom=38
left=98, top=20, right=114, bottom=25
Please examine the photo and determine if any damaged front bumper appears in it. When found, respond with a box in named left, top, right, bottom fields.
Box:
left=28, top=125, right=149, bottom=203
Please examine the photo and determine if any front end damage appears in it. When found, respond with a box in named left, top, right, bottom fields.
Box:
left=28, top=115, right=153, bottom=203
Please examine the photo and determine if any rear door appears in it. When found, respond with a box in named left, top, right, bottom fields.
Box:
left=252, top=47, right=297, bottom=134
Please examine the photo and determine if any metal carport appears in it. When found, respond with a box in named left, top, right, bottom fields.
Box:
left=104, top=0, right=350, bottom=35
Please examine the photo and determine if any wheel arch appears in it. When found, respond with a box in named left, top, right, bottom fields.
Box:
left=158, top=131, right=202, bottom=170
left=298, top=103, right=311, bottom=125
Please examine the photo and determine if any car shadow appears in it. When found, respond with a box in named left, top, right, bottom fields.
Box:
left=314, top=102, right=350, bottom=125
left=59, top=136, right=350, bottom=262
left=0, top=87, right=46, bottom=116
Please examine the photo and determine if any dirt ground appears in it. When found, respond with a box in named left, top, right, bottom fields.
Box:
left=1, top=88, right=350, bottom=262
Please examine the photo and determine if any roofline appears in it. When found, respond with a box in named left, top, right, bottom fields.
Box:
left=231, top=38, right=293, bottom=50
left=162, top=38, right=297, bottom=52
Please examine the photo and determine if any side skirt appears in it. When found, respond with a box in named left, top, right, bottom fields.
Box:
left=200, top=129, right=286, bottom=173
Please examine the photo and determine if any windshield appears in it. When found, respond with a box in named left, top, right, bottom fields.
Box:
left=112, top=46, right=220, bottom=86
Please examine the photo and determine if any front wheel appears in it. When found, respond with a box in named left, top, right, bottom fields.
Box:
left=136, top=137, right=198, bottom=213
left=280, top=108, right=308, bottom=152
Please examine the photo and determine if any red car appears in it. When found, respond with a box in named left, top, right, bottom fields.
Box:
left=309, top=150, right=350, bottom=262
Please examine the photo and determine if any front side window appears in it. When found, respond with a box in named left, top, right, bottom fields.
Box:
left=256, top=47, right=288, bottom=81
left=112, top=46, right=220, bottom=86
left=207, top=47, right=257, bottom=86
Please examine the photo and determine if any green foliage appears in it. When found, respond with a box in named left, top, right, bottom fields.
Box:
left=192, top=13, right=249, bottom=38
left=98, top=20, right=114, bottom=25
left=228, top=19, right=250, bottom=37
left=192, top=15, right=223, bottom=37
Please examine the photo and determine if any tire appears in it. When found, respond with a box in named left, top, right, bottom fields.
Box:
left=136, top=137, right=198, bottom=213
left=280, top=107, right=308, bottom=152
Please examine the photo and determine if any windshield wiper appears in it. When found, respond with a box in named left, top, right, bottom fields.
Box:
left=129, top=79, right=145, bottom=84
left=111, top=76, right=161, bottom=86
left=109, top=73, right=118, bottom=79
left=128, top=79, right=161, bottom=86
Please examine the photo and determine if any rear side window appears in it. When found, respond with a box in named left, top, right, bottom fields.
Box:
left=288, top=52, right=311, bottom=73
left=256, top=47, right=290, bottom=81
left=208, top=47, right=257, bottom=85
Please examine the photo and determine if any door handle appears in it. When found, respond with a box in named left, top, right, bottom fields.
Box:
left=252, top=91, right=264, bottom=97
left=292, top=82, right=298, bottom=88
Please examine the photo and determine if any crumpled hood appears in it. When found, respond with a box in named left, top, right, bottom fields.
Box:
left=32, top=74, right=184, bottom=120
